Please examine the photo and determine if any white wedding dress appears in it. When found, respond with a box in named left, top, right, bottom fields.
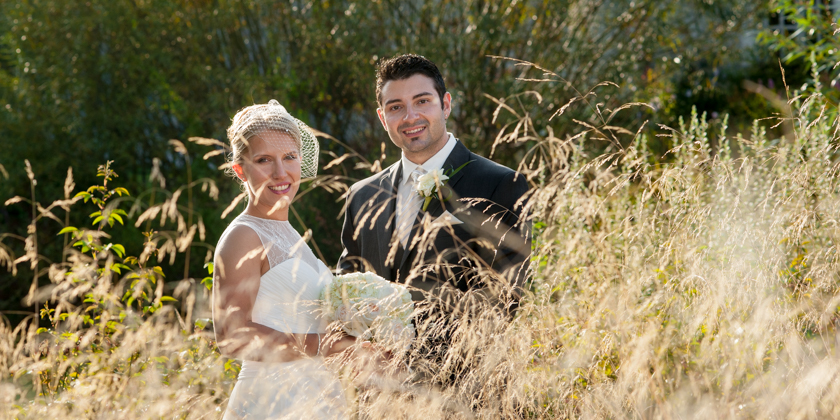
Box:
left=220, top=214, right=347, bottom=420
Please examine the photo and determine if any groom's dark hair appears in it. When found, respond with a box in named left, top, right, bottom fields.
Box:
left=375, top=54, right=446, bottom=107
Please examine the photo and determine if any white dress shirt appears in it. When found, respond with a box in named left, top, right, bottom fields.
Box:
left=395, top=133, right=458, bottom=246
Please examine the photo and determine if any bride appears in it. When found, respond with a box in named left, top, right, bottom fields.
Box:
left=213, top=100, right=357, bottom=419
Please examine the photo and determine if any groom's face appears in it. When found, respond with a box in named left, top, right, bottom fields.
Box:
left=377, top=74, right=451, bottom=165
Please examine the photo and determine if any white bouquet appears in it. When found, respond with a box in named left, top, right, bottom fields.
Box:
left=321, top=272, right=415, bottom=348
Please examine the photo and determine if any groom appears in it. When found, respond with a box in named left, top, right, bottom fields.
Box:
left=338, top=54, right=530, bottom=312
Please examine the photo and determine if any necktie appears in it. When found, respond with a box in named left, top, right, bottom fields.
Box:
left=396, top=167, right=426, bottom=247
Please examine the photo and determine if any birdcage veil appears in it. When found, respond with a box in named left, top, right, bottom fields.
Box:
left=226, top=99, right=320, bottom=179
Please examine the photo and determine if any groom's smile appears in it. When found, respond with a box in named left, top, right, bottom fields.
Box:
left=403, top=125, right=426, bottom=136
left=377, top=73, right=452, bottom=165
left=400, top=120, right=429, bottom=139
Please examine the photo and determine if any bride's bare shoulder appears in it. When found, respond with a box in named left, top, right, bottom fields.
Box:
left=216, top=224, right=262, bottom=264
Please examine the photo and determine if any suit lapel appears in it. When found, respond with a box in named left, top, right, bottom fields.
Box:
left=398, top=140, right=472, bottom=271
left=375, top=163, right=401, bottom=277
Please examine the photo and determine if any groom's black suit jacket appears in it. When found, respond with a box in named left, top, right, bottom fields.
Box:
left=338, top=140, right=530, bottom=301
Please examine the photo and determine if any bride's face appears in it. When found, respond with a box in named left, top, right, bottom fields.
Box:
left=233, top=131, right=302, bottom=220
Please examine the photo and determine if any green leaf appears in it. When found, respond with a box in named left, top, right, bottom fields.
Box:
left=40, top=306, right=54, bottom=318
left=91, top=215, right=104, bottom=226
left=114, top=187, right=130, bottom=197
left=201, top=276, right=213, bottom=291
left=57, top=226, right=78, bottom=235
left=74, top=191, right=91, bottom=202
left=160, top=296, right=178, bottom=303
left=111, top=213, right=124, bottom=225
left=36, top=327, right=49, bottom=334
left=153, top=266, right=166, bottom=278
left=89, top=211, right=101, bottom=218
left=204, top=262, right=214, bottom=274
left=447, top=160, right=474, bottom=177
left=110, top=244, right=125, bottom=258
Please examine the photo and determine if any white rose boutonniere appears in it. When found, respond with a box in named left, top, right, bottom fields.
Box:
left=416, top=169, right=449, bottom=212
left=415, top=161, right=473, bottom=211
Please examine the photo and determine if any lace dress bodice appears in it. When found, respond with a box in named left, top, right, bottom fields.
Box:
left=219, top=213, right=333, bottom=334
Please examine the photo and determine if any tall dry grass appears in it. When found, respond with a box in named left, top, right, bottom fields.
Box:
left=2, top=74, right=840, bottom=419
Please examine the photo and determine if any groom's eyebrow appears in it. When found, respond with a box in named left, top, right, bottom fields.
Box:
left=383, top=92, right=434, bottom=107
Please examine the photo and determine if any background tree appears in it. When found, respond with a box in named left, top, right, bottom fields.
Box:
left=1, top=0, right=772, bottom=323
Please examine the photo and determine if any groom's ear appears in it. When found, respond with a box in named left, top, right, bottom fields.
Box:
left=376, top=107, right=387, bottom=131
left=442, top=92, right=452, bottom=119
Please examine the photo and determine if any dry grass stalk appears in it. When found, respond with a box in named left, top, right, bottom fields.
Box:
left=2, top=82, right=840, bottom=418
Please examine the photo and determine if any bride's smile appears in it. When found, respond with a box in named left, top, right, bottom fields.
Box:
left=267, top=183, right=293, bottom=194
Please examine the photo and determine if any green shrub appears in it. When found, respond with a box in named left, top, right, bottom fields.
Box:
left=3, top=72, right=840, bottom=416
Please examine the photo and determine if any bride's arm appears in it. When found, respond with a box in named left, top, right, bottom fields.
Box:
left=212, top=226, right=353, bottom=361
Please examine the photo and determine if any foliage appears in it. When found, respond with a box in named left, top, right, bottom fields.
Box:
left=481, top=73, right=840, bottom=417
left=760, top=0, right=840, bottom=105
left=5, top=0, right=840, bottom=417
left=1, top=163, right=232, bottom=418
left=0, top=0, right=770, bottom=322
left=3, top=61, right=840, bottom=416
